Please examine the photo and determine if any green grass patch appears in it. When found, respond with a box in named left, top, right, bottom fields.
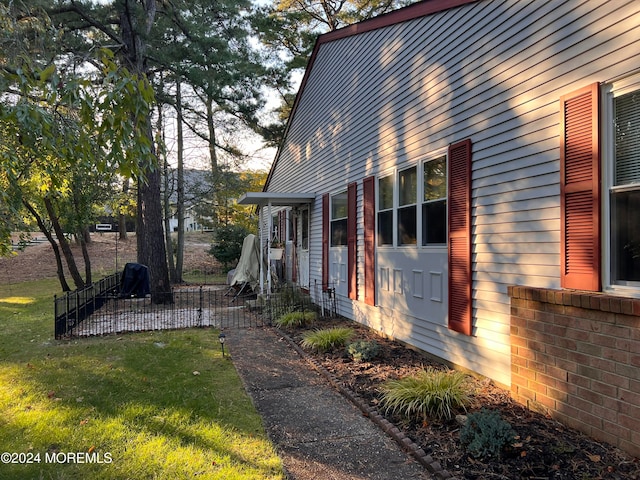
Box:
left=0, top=280, right=284, bottom=479
left=301, top=327, right=354, bottom=352
left=380, top=367, right=471, bottom=422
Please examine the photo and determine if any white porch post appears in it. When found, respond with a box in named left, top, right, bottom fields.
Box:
left=259, top=206, right=264, bottom=294
left=267, top=200, right=273, bottom=295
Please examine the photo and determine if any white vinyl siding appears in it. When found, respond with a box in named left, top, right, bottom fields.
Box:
left=265, top=0, right=640, bottom=386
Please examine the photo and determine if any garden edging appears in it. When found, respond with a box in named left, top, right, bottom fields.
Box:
left=275, top=326, right=458, bottom=480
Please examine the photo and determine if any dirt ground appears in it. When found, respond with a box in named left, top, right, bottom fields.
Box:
left=0, top=232, right=218, bottom=286
left=2, top=233, right=640, bottom=479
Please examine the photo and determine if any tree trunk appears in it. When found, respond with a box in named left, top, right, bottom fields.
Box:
left=79, top=228, right=92, bottom=285
left=137, top=161, right=172, bottom=303
left=23, top=200, right=71, bottom=292
left=206, top=95, right=218, bottom=175
left=72, top=188, right=93, bottom=284
left=175, top=77, right=185, bottom=283
left=206, top=94, right=220, bottom=229
left=119, top=178, right=129, bottom=241
left=159, top=99, right=177, bottom=283
left=44, top=196, right=86, bottom=289
left=162, top=175, right=176, bottom=283
left=121, top=0, right=171, bottom=303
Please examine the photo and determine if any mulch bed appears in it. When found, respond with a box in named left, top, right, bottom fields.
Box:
left=284, top=318, right=640, bottom=480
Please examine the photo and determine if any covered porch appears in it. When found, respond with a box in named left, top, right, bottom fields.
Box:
left=237, top=192, right=316, bottom=294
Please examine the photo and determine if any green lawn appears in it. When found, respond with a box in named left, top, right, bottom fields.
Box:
left=0, top=280, right=283, bottom=479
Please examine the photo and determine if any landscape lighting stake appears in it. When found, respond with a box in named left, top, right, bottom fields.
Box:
left=218, top=333, right=226, bottom=357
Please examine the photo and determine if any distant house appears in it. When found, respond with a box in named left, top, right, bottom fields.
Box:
left=240, top=0, right=640, bottom=457
left=166, top=169, right=214, bottom=232
left=168, top=204, right=211, bottom=233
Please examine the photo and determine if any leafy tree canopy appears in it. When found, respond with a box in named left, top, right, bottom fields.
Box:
left=0, top=2, right=155, bottom=259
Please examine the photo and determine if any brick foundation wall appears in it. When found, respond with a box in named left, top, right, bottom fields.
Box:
left=509, top=286, right=640, bottom=458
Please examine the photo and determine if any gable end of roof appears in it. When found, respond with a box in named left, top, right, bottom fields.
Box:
left=265, top=0, right=480, bottom=190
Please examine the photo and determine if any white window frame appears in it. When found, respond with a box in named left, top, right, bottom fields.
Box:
left=330, top=190, right=348, bottom=247
left=422, top=153, right=448, bottom=248
left=375, top=149, right=448, bottom=249
left=602, top=72, right=640, bottom=296
left=377, top=171, right=396, bottom=247
left=398, top=165, right=418, bottom=246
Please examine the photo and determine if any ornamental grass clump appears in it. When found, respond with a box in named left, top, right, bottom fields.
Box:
left=380, top=367, right=471, bottom=422
left=301, top=327, right=354, bottom=352
left=275, top=310, right=316, bottom=329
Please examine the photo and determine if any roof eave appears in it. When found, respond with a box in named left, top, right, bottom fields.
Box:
left=238, top=192, right=316, bottom=207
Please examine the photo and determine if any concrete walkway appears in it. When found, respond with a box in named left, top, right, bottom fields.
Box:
left=228, top=326, right=431, bottom=480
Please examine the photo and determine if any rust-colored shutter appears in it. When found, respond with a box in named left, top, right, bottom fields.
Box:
left=560, top=83, right=601, bottom=291
left=322, top=193, right=329, bottom=291
left=363, top=177, right=376, bottom=306
left=348, top=182, right=358, bottom=300
left=448, top=139, right=472, bottom=336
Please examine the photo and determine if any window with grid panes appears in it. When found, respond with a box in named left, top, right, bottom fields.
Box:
left=377, top=174, right=394, bottom=246
left=608, top=80, right=640, bottom=285
left=422, top=155, right=447, bottom=245
left=331, top=191, right=348, bottom=246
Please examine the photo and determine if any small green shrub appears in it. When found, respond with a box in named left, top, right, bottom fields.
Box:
left=460, top=408, right=517, bottom=459
left=301, top=327, right=354, bottom=352
left=379, top=367, right=470, bottom=421
left=275, top=310, right=316, bottom=329
left=267, top=286, right=314, bottom=319
left=346, top=340, right=380, bottom=362
left=208, top=224, right=250, bottom=271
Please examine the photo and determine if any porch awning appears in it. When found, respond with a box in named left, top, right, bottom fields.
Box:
left=237, top=192, right=316, bottom=207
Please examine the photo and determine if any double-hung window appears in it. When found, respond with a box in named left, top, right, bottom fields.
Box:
left=377, top=154, right=448, bottom=247
left=398, top=166, right=417, bottom=245
left=422, top=155, right=447, bottom=245
left=604, top=75, right=640, bottom=288
left=330, top=191, right=348, bottom=246
left=378, top=175, right=394, bottom=246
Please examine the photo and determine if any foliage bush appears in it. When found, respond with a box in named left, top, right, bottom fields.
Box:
left=208, top=224, right=250, bottom=271
left=460, top=408, right=517, bottom=459
left=346, top=339, right=380, bottom=362
left=275, top=310, right=316, bottom=329
left=301, top=327, right=354, bottom=352
left=268, top=286, right=314, bottom=319
left=379, top=367, right=471, bottom=422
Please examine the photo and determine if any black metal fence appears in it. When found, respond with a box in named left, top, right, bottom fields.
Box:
left=54, top=273, right=121, bottom=338
left=54, top=279, right=336, bottom=339
left=55, top=285, right=267, bottom=338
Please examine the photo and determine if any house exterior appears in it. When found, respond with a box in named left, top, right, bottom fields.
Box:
left=168, top=204, right=212, bottom=232
left=240, top=0, right=640, bottom=456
